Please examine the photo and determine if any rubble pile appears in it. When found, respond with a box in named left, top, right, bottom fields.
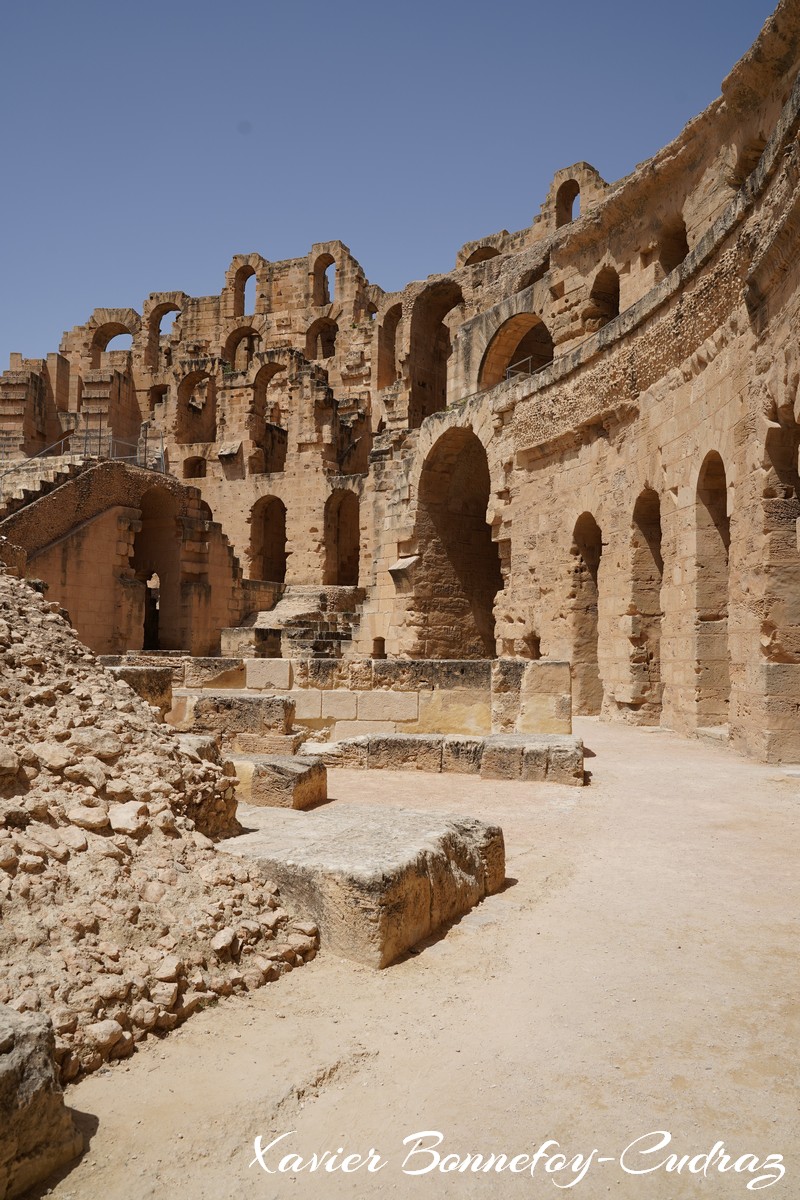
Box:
left=0, top=571, right=318, bottom=1082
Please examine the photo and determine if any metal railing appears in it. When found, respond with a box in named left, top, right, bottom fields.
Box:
left=504, top=355, right=553, bottom=382
left=0, top=423, right=166, bottom=484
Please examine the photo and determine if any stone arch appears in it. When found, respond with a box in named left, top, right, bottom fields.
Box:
left=131, top=487, right=182, bottom=650
left=306, top=317, right=338, bottom=360
left=324, top=490, right=360, bottom=586
left=556, top=179, right=580, bottom=226
left=464, top=246, right=501, bottom=266
left=249, top=362, right=288, bottom=473
left=408, top=280, right=464, bottom=428
left=478, top=313, right=554, bottom=389
left=570, top=512, right=603, bottom=714
left=89, top=316, right=139, bottom=367
left=145, top=300, right=182, bottom=369
left=629, top=488, right=664, bottom=722
left=182, top=456, right=206, bottom=479
left=175, top=370, right=216, bottom=444
left=233, top=264, right=257, bottom=317
left=312, top=253, right=336, bottom=306
left=223, top=326, right=262, bottom=372
left=376, top=303, right=402, bottom=390
left=695, top=451, right=730, bottom=727
left=249, top=495, right=287, bottom=582
left=410, top=426, right=502, bottom=658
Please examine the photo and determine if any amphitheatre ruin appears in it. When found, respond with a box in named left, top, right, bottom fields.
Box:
left=1, top=3, right=799, bottom=1197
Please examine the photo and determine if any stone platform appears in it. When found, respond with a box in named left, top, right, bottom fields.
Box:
left=220, top=804, right=505, bottom=967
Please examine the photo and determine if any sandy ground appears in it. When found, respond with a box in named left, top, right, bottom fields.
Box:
left=36, top=718, right=799, bottom=1199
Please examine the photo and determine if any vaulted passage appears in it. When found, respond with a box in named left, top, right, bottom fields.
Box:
left=411, top=428, right=502, bottom=658
left=249, top=496, right=287, bottom=582
left=629, top=488, right=664, bottom=722
left=695, top=452, right=730, bottom=727
left=131, top=488, right=182, bottom=650
left=479, top=313, right=554, bottom=389
left=324, top=490, right=360, bottom=586
left=570, top=512, right=603, bottom=714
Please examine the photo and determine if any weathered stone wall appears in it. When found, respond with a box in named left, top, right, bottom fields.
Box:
left=3, top=3, right=800, bottom=759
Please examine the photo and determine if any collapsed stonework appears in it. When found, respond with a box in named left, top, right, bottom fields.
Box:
left=0, top=572, right=319, bottom=1087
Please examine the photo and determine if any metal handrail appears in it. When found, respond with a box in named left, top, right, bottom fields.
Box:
left=0, top=424, right=165, bottom=482
left=504, top=355, right=553, bottom=381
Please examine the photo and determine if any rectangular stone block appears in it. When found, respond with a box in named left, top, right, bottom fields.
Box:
left=233, top=755, right=327, bottom=810
left=332, top=719, right=397, bottom=738
left=191, top=693, right=295, bottom=736
left=321, top=689, right=358, bottom=719
left=480, top=738, right=524, bottom=780
left=521, top=741, right=549, bottom=781
left=547, top=739, right=585, bottom=786
left=368, top=734, right=443, bottom=772
left=289, top=689, right=322, bottom=719
left=415, top=689, right=491, bottom=735
left=245, top=658, right=293, bottom=691
left=220, top=805, right=505, bottom=967
left=371, top=659, right=492, bottom=692
left=357, top=690, right=419, bottom=722
left=442, top=734, right=484, bottom=774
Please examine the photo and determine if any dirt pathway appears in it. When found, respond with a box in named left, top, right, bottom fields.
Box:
left=39, top=719, right=799, bottom=1199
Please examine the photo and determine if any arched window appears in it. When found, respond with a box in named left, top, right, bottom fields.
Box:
left=408, top=280, right=464, bottom=427
left=306, top=317, right=338, bottom=360
left=478, top=313, right=554, bottom=389
left=176, top=371, right=216, bottom=444
left=658, top=218, right=690, bottom=276
left=312, top=254, right=336, bottom=306
left=90, top=322, right=136, bottom=367
left=223, top=327, right=262, bottom=372
left=233, top=265, right=256, bottom=317
left=587, top=266, right=620, bottom=329
left=555, top=180, right=580, bottom=227
left=377, top=303, right=402, bottom=390
left=183, top=457, right=207, bottom=479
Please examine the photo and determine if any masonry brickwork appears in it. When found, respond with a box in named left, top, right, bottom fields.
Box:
left=3, top=2, right=800, bottom=761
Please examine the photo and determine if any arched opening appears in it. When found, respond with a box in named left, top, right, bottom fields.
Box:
left=323, top=491, right=360, bottom=586
left=146, top=303, right=181, bottom=368
left=249, top=496, right=287, bottom=582
left=412, top=428, right=502, bottom=658
left=376, top=303, right=402, bottom=390
left=90, top=323, right=135, bottom=367
left=175, top=371, right=216, bottom=444
left=408, top=280, right=464, bottom=428
left=658, top=217, right=690, bottom=276
left=306, top=317, right=338, bottom=360
left=570, top=512, right=603, bottom=714
left=233, top=265, right=256, bottom=317
left=148, top=384, right=168, bottom=413
left=556, top=180, right=580, bottom=227
left=249, top=363, right=287, bottom=473
left=464, top=246, right=501, bottom=266
left=629, top=489, right=663, bottom=722
left=478, top=313, right=554, bottom=389
left=183, top=456, right=206, bottom=479
left=131, top=488, right=181, bottom=651
left=223, top=327, right=261, bottom=372
left=586, top=265, right=620, bottom=330
left=695, top=452, right=730, bottom=728
left=517, top=254, right=550, bottom=292
left=312, top=254, right=336, bottom=306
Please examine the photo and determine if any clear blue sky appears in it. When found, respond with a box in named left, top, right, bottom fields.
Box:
left=0, top=0, right=777, bottom=368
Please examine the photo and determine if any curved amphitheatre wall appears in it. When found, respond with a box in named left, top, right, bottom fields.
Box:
left=2, top=2, right=800, bottom=760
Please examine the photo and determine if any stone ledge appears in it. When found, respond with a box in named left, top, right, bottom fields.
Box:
left=301, top=732, right=585, bottom=786
left=220, top=804, right=506, bottom=967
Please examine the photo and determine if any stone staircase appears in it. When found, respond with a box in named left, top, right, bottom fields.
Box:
left=0, top=458, right=89, bottom=519
left=222, top=585, right=365, bottom=660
